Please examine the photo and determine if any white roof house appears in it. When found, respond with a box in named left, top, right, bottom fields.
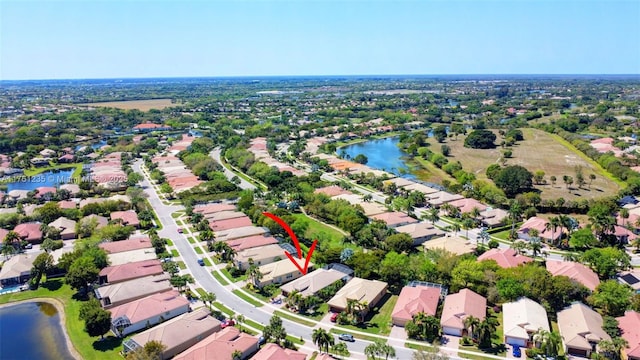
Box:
left=503, top=297, right=550, bottom=347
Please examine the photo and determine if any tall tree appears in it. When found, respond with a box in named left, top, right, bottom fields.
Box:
left=312, top=328, right=334, bottom=354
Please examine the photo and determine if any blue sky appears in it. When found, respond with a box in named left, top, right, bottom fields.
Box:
left=1, top=0, right=639, bottom=79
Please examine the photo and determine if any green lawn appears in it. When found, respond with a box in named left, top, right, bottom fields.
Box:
left=243, top=318, right=265, bottom=331
left=336, top=293, right=397, bottom=336
left=177, top=261, right=186, bottom=270
left=23, top=163, right=83, bottom=180
left=0, top=278, right=121, bottom=360
left=211, top=270, right=230, bottom=285
left=274, top=310, right=316, bottom=327
left=194, top=246, right=203, bottom=254
left=188, top=237, right=196, bottom=244
left=222, top=267, right=247, bottom=282
left=290, top=213, right=346, bottom=247
left=203, top=258, right=212, bottom=266
left=165, top=239, right=174, bottom=246
left=232, top=289, right=264, bottom=307
left=212, top=301, right=234, bottom=316
left=171, top=212, right=183, bottom=219
left=171, top=249, right=179, bottom=257
left=306, top=303, right=330, bottom=321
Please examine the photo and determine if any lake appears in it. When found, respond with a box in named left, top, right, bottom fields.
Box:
left=0, top=302, right=75, bottom=360
left=6, top=169, right=75, bottom=192
left=341, top=137, right=416, bottom=179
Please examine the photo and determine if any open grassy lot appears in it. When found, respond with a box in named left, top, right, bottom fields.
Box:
left=290, top=213, right=347, bottom=248
left=425, top=128, right=621, bottom=200
left=337, top=293, right=397, bottom=336
left=80, top=99, right=175, bottom=111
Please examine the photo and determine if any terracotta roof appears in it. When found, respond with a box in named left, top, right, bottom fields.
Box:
left=616, top=311, right=640, bottom=359
left=250, top=343, right=307, bottom=360
left=108, top=290, right=189, bottom=325
left=224, top=235, right=278, bottom=251
left=392, top=285, right=441, bottom=324
left=99, top=236, right=153, bottom=254
left=133, top=123, right=171, bottom=130
left=99, top=259, right=163, bottom=284
left=371, top=212, right=419, bottom=227
left=546, top=260, right=600, bottom=291
left=215, top=226, right=267, bottom=241
left=203, top=211, right=246, bottom=221
left=440, top=289, right=487, bottom=330
left=13, top=222, right=43, bottom=242
left=477, top=248, right=533, bottom=268
left=173, top=327, right=259, bottom=360
left=96, top=274, right=172, bottom=308
left=447, top=198, right=488, bottom=214
left=208, top=216, right=253, bottom=231
left=110, top=210, right=140, bottom=227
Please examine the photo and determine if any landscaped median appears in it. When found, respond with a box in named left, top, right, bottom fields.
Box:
left=232, top=289, right=264, bottom=307
left=211, top=270, right=230, bottom=285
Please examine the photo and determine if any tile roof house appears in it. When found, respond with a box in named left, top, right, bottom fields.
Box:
left=479, top=208, right=509, bottom=228
left=422, top=234, right=476, bottom=255
left=215, top=226, right=268, bottom=241
left=48, top=217, right=76, bottom=240
left=98, top=259, right=164, bottom=285
left=328, top=277, right=388, bottom=316
left=133, top=123, right=172, bottom=132
left=234, top=244, right=286, bottom=271
left=224, top=234, right=279, bottom=252
left=371, top=211, right=419, bottom=228
left=99, top=236, right=153, bottom=254
left=250, top=343, right=307, bottom=360
left=395, top=222, right=445, bottom=246
left=503, top=297, right=550, bottom=347
left=123, top=308, right=220, bottom=359
left=81, top=214, right=109, bottom=229
left=110, top=210, right=140, bottom=228
left=109, top=290, right=190, bottom=337
left=616, top=311, right=640, bottom=360
left=314, top=185, right=353, bottom=197
left=208, top=216, right=253, bottom=231
left=357, top=202, right=389, bottom=217
left=280, top=268, right=350, bottom=297
left=95, top=274, right=172, bottom=308
left=255, top=258, right=313, bottom=288
left=203, top=211, right=247, bottom=221
left=193, top=203, right=236, bottom=215
left=13, top=222, right=43, bottom=243
left=0, top=253, right=36, bottom=286
left=477, top=248, right=533, bottom=268
left=173, top=327, right=260, bottom=360
left=426, top=191, right=464, bottom=207
left=57, top=200, right=78, bottom=209
left=557, top=302, right=610, bottom=358
left=440, top=289, right=487, bottom=336
left=392, top=285, right=441, bottom=326
left=107, top=248, right=158, bottom=266
left=447, top=198, right=488, bottom=214
left=518, top=216, right=563, bottom=242
left=546, top=260, right=600, bottom=291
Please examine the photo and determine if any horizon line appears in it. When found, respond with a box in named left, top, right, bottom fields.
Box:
left=2, top=73, right=640, bottom=82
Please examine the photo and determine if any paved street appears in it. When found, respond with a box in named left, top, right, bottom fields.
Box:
left=210, top=148, right=256, bottom=190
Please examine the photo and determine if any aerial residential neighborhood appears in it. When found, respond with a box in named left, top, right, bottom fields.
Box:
left=1, top=1, right=639, bottom=360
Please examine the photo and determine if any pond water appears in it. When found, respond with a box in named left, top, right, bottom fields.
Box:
left=0, top=302, right=75, bottom=360
left=6, top=169, right=75, bottom=192
left=340, top=137, right=416, bottom=179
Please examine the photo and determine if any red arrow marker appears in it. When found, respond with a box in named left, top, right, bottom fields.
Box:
left=263, top=212, right=317, bottom=275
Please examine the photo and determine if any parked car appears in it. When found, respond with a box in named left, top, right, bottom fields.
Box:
left=23, top=243, right=33, bottom=249
left=197, top=258, right=205, bottom=266
left=177, top=228, right=183, bottom=233
left=221, top=319, right=235, bottom=328
left=338, top=334, right=354, bottom=342
left=330, top=312, right=339, bottom=322
left=512, top=346, right=521, bottom=358
left=258, top=336, right=265, bottom=345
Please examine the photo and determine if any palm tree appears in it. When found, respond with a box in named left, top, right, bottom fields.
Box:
left=312, top=328, right=334, bottom=353
left=200, top=291, right=216, bottom=311
left=231, top=349, right=243, bottom=360
left=247, top=264, right=263, bottom=288
left=449, top=223, right=461, bottom=236
left=477, top=316, right=498, bottom=349
left=236, top=314, right=245, bottom=332
left=545, top=216, right=562, bottom=246
left=598, top=337, right=628, bottom=360
left=461, top=218, right=475, bottom=239
left=464, top=315, right=480, bottom=339
left=470, top=207, right=482, bottom=222
left=532, top=329, right=562, bottom=357
left=424, top=207, right=439, bottom=225
left=4, top=230, right=21, bottom=252
left=199, top=229, right=215, bottom=248
left=508, top=201, right=522, bottom=239
left=620, top=208, right=630, bottom=228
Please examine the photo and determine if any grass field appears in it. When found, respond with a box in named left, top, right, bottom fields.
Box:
left=425, top=128, right=621, bottom=200
left=81, top=99, right=175, bottom=111
left=338, top=293, right=397, bottom=336
left=290, top=213, right=346, bottom=248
